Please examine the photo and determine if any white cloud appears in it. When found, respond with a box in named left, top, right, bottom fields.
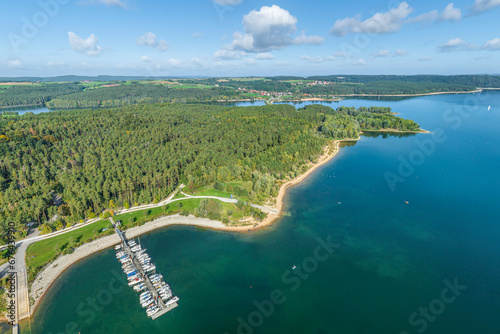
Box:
left=218, top=5, right=323, bottom=53
left=406, top=3, right=461, bottom=24
left=213, top=0, right=242, bottom=5
left=372, top=50, right=392, bottom=57
left=482, top=38, right=500, bottom=50
left=8, top=60, right=23, bottom=68
left=136, top=32, right=169, bottom=52
left=406, top=10, right=439, bottom=23
left=166, top=58, right=182, bottom=67
left=255, top=53, right=275, bottom=60
left=293, top=32, right=324, bottom=45
left=214, top=49, right=247, bottom=60
left=165, top=58, right=205, bottom=70
left=68, top=32, right=103, bottom=56
left=141, top=56, right=153, bottom=62
left=418, top=56, right=433, bottom=61
left=440, top=3, right=462, bottom=21
left=192, top=32, right=203, bottom=38
left=371, top=49, right=407, bottom=57
left=352, top=59, right=366, bottom=66
left=437, top=38, right=474, bottom=52
left=331, top=2, right=414, bottom=36
left=395, top=48, right=408, bottom=56
left=300, top=55, right=336, bottom=63
left=471, top=0, right=500, bottom=13
left=79, top=0, right=127, bottom=8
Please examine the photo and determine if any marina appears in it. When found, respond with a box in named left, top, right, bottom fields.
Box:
left=113, top=218, right=179, bottom=319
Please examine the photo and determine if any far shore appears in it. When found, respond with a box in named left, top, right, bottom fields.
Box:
left=335, top=90, right=483, bottom=97
left=361, top=128, right=430, bottom=134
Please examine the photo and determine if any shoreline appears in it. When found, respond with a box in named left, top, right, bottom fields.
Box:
left=361, top=128, right=430, bottom=134
left=27, top=138, right=349, bottom=316
left=335, top=90, right=482, bottom=97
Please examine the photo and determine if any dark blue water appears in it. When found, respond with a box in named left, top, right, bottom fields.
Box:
left=21, top=93, right=500, bottom=334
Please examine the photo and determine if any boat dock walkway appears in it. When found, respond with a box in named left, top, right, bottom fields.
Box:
left=111, top=218, right=178, bottom=319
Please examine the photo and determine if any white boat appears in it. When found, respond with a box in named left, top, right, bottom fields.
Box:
left=114, top=245, right=122, bottom=250
left=131, top=245, right=142, bottom=252
left=165, top=296, right=179, bottom=307
left=488, top=105, right=491, bottom=111
left=133, top=284, right=145, bottom=292
left=147, top=306, right=159, bottom=317
left=128, top=278, right=143, bottom=286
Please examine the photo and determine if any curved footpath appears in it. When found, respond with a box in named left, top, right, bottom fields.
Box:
left=26, top=138, right=352, bottom=317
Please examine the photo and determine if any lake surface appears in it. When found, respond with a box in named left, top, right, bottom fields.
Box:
left=20, top=93, right=500, bottom=334
left=1, top=106, right=50, bottom=115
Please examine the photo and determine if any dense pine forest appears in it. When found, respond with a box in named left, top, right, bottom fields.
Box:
left=46, top=84, right=247, bottom=109
left=0, top=103, right=419, bottom=241
left=0, top=83, right=82, bottom=107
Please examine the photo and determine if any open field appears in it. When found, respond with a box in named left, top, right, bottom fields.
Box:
left=0, top=82, right=35, bottom=86
left=174, top=84, right=212, bottom=89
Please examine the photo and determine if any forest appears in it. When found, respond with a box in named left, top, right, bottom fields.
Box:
left=0, top=103, right=420, bottom=242
left=0, top=83, right=82, bottom=107
left=46, top=84, right=249, bottom=108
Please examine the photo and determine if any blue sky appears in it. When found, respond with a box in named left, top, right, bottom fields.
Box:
left=1, top=0, right=499, bottom=77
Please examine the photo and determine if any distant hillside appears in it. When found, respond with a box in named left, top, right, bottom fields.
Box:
left=271, top=75, right=500, bottom=88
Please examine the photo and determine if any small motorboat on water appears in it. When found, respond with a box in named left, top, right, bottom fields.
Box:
left=488, top=105, right=491, bottom=111
left=292, top=265, right=296, bottom=270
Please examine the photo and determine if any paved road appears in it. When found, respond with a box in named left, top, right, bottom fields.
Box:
left=0, top=229, right=39, bottom=323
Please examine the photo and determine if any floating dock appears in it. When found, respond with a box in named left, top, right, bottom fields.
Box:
left=112, top=218, right=178, bottom=319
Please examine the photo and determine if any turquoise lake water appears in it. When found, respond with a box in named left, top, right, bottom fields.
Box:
left=19, top=92, right=500, bottom=334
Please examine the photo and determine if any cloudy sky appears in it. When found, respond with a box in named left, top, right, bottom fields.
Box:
left=1, top=0, right=499, bottom=77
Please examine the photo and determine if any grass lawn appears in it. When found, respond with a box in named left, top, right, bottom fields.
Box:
left=190, top=188, right=232, bottom=198
left=26, top=219, right=113, bottom=273
left=173, top=192, right=186, bottom=199
left=114, top=198, right=202, bottom=229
